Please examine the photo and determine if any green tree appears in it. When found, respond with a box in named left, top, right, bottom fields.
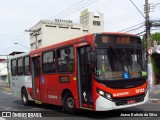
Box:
left=151, top=32, right=160, bottom=45
left=142, top=32, right=160, bottom=48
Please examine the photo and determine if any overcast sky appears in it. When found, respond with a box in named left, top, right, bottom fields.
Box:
left=0, top=0, right=159, bottom=56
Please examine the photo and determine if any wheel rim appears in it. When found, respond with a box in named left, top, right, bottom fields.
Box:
left=22, top=94, right=27, bottom=103
left=67, top=97, right=74, bottom=109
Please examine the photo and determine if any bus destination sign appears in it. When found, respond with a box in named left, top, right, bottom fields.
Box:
left=96, top=34, right=141, bottom=44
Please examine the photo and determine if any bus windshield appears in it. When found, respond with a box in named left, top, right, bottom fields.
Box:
left=95, top=47, right=146, bottom=80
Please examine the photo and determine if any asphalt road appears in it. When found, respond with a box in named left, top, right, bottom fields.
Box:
left=0, top=88, right=160, bottom=120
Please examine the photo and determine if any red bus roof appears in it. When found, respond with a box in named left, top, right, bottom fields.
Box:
left=30, top=32, right=138, bottom=55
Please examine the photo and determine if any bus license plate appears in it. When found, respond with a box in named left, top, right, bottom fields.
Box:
left=127, top=100, right=136, bottom=104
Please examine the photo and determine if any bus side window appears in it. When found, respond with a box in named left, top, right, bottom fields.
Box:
left=24, top=56, right=30, bottom=75
left=11, top=59, right=17, bottom=76
left=42, top=50, right=56, bottom=74
left=17, top=57, right=23, bottom=75
left=57, top=46, right=74, bottom=73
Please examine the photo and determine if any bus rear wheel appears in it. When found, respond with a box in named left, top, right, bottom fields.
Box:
left=63, top=92, right=76, bottom=113
left=21, top=88, right=29, bottom=105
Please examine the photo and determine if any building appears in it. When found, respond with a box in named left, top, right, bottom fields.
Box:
left=0, top=59, right=8, bottom=85
left=80, top=9, right=104, bottom=33
left=29, top=9, right=104, bottom=50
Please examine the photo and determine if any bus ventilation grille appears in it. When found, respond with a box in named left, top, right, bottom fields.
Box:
left=113, top=93, right=145, bottom=106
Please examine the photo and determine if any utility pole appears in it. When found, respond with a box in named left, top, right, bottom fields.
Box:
left=145, top=0, right=154, bottom=90
left=25, top=29, right=39, bottom=49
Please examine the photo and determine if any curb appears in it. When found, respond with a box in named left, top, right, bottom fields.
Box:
left=149, top=98, right=160, bottom=104
left=0, top=86, right=11, bottom=91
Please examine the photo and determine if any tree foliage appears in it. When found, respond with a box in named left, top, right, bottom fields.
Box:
left=151, top=32, right=160, bottom=45
left=142, top=32, right=160, bottom=48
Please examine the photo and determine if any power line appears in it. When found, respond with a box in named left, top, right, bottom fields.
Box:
left=125, top=24, right=145, bottom=33
left=49, top=0, right=97, bottom=19
left=136, top=30, right=145, bottom=36
left=49, top=0, right=85, bottom=19
left=118, top=22, right=144, bottom=32
left=1, top=32, right=28, bottom=55
left=105, top=12, right=144, bottom=28
left=59, top=0, right=98, bottom=19
left=129, top=0, right=145, bottom=19
left=104, top=7, right=144, bottom=27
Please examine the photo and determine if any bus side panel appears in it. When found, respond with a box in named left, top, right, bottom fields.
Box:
left=11, top=75, right=34, bottom=101
left=41, top=73, right=79, bottom=107
left=24, top=76, right=34, bottom=100
left=58, top=74, right=79, bottom=107
left=11, top=76, right=26, bottom=98
left=41, top=74, right=59, bottom=104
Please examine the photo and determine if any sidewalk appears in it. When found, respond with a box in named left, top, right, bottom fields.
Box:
left=148, top=84, right=160, bottom=104
left=150, top=84, right=160, bottom=94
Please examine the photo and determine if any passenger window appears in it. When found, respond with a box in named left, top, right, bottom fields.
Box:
left=42, top=51, right=56, bottom=73
left=11, top=59, right=17, bottom=76
left=17, top=58, right=23, bottom=75
left=24, top=56, right=30, bottom=75
left=57, top=46, right=74, bottom=73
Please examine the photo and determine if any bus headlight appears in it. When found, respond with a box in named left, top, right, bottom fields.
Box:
left=106, top=93, right=112, bottom=100
left=99, top=90, right=105, bottom=96
left=96, top=88, right=112, bottom=100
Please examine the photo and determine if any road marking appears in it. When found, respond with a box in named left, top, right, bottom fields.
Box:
left=0, top=105, right=18, bottom=111
left=149, top=98, right=160, bottom=101
left=0, top=117, right=6, bottom=120
left=2, top=92, right=12, bottom=95
left=149, top=98, right=160, bottom=104
left=152, top=91, right=160, bottom=94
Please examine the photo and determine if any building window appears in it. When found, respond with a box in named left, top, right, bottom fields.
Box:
left=17, top=58, right=23, bottom=75
left=38, top=40, right=42, bottom=47
left=30, top=33, right=34, bottom=39
left=94, top=16, right=99, bottom=18
left=24, top=56, right=30, bottom=75
left=57, top=46, right=74, bottom=73
left=37, top=28, right=41, bottom=34
left=1, top=76, right=6, bottom=81
left=93, top=21, right=100, bottom=26
left=31, top=43, right=34, bottom=49
left=42, top=51, right=56, bottom=73
left=11, top=59, right=17, bottom=76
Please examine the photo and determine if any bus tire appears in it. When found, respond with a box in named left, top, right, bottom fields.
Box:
left=63, top=92, right=76, bottom=113
left=21, top=88, right=29, bottom=106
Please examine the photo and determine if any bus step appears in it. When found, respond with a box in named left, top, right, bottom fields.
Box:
left=35, top=100, right=43, bottom=104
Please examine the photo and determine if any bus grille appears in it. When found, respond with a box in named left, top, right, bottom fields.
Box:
left=113, top=93, right=145, bottom=106
left=104, top=78, right=146, bottom=89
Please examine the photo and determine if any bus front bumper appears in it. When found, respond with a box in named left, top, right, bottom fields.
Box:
left=95, top=91, right=149, bottom=111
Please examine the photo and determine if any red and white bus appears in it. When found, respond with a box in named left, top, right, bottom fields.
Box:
left=10, top=32, right=148, bottom=112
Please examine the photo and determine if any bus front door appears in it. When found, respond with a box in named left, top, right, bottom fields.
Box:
left=32, top=56, right=42, bottom=101
left=77, top=46, right=93, bottom=109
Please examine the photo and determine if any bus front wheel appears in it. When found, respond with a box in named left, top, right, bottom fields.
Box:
left=21, top=88, right=29, bottom=105
left=63, top=92, right=76, bottom=113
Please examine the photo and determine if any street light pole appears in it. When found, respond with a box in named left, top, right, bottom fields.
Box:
left=14, top=43, right=30, bottom=50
